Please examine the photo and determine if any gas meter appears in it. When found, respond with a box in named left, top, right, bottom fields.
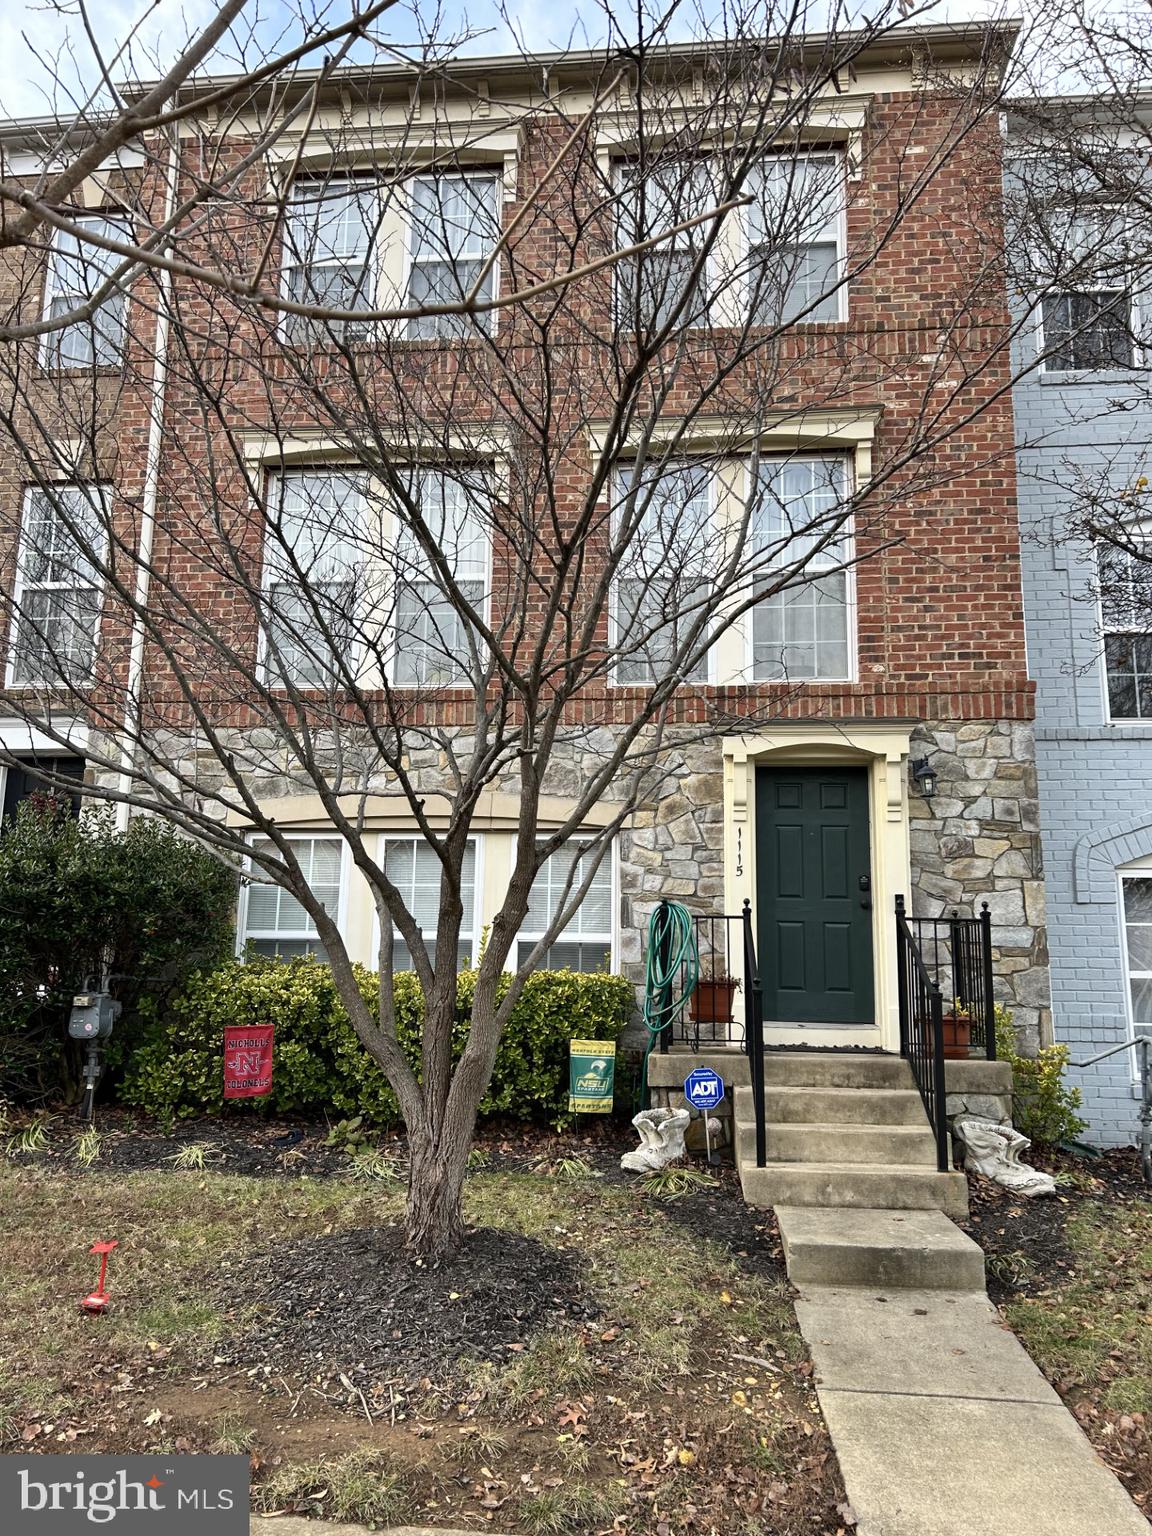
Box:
left=69, top=992, right=121, bottom=1121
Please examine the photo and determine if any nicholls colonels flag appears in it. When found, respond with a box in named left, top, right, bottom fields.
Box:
left=223, top=1025, right=275, bottom=1098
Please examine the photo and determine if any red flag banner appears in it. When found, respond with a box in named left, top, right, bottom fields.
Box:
left=223, top=1024, right=275, bottom=1098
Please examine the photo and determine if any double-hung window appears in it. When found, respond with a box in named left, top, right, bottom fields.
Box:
left=617, top=160, right=716, bottom=331
left=518, top=842, right=614, bottom=971
left=283, top=178, right=377, bottom=338
left=391, top=469, right=489, bottom=688
left=613, top=462, right=712, bottom=684
left=750, top=458, right=853, bottom=682
left=1122, top=874, right=1152, bottom=1035
left=1039, top=207, right=1136, bottom=371
left=747, top=154, right=843, bottom=325
left=263, top=470, right=366, bottom=690
left=381, top=837, right=477, bottom=970
left=8, top=485, right=105, bottom=687
left=243, top=836, right=342, bottom=958
left=1100, top=537, right=1152, bottom=719
left=42, top=216, right=130, bottom=369
left=406, top=173, right=502, bottom=339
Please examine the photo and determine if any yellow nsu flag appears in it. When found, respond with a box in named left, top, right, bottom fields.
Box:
left=568, top=1038, right=616, bottom=1114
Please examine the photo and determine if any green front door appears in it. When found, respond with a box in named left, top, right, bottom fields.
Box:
left=755, top=766, right=875, bottom=1025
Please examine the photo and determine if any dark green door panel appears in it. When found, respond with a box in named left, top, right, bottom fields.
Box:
left=755, top=766, right=874, bottom=1025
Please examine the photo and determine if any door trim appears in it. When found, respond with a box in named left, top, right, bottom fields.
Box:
left=721, top=724, right=915, bottom=1053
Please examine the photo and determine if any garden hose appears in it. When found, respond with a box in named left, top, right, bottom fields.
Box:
left=638, top=901, right=700, bottom=1108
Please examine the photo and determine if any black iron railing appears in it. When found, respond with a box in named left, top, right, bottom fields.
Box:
left=654, top=908, right=748, bottom=1051
left=741, top=899, right=767, bottom=1168
left=649, top=900, right=767, bottom=1167
left=905, top=903, right=997, bottom=1061
left=895, top=894, right=951, bottom=1172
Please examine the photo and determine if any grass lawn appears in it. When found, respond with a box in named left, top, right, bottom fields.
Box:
left=968, top=1152, right=1152, bottom=1517
left=0, top=1126, right=846, bottom=1536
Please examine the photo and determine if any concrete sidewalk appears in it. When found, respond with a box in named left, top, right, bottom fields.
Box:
left=793, top=1284, right=1149, bottom=1536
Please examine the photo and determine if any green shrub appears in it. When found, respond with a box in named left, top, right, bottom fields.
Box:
left=120, top=956, right=634, bottom=1127
left=995, top=1006, right=1086, bottom=1148
left=0, top=799, right=234, bottom=1104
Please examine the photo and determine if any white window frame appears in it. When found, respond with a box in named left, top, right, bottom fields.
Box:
left=1035, top=203, right=1143, bottom=373
left=1118, top=864, right=1152, bottom=1083
left=745, top=455, right=857, bottom=685
left=258, top=467, right=368, bottom=692
left=6, top=484, right=108, bottom=689
left=400, top=170, right=503, bottom=341
left=516, top=838, right=618, bottom=973
left=383, top=465, right=493, bottom=690
left=259, top=464, right=493, bottom=694
left=1097, top=531, right=1152, bottom=725
left=608, top=461, right=715, bottom=688
left=740, top=150, right=848, bottom=326
left=280, top=174, right=381, bottom=340
left=613, top=148, right=847, bottom=332
left=372, top=834, right=484, bottom=971
left=613, top=156, right=721, bottom=331
left=238, top=833, right=349, bottom=959
left=40, top=214, right=132, bottom=370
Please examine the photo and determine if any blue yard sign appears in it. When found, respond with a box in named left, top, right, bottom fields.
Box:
left=684, top=1066, right=725, bottom=1111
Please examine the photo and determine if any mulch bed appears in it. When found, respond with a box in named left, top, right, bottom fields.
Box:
left=656, top=1162, right=786, bottom=1282
left=29, top=1107, right=635, bottom=1181
left=964, top=1146, right=1148, bottom=1304
left=212, top=1223, right=598, bottom=1400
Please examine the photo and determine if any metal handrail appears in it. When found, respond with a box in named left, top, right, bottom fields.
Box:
left=896, top=894, right=950, bottom=1173
left=1073, top=1036, right=1152, bottom=1187
left=742, top=899, right=766, bottom=1168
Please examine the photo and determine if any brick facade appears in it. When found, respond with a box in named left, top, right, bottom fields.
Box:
left=0, top=35, right=1050, bottom=1053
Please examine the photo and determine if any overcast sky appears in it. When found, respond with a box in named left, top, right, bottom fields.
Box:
left=0, top=0, right=1128, bottom=125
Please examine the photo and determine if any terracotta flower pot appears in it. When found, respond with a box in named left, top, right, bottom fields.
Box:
left=941, top=1010, right=972, bottom=1059
left=690, top=978, right=738, bottom=1025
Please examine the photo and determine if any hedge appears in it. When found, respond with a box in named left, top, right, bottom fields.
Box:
left=121, top=957, right=634, bottom=1126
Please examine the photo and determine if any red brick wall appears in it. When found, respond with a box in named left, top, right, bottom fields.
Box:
left=0, top=84, right=1030, bottom=731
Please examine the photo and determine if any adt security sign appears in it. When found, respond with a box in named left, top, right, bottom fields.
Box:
left=684, top=1066, right=725, bottom=1110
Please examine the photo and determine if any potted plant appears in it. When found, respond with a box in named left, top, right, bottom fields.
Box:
left=941, top=1000, right=972, bottom=1059
left=690, top=966, right=739, bottom=1026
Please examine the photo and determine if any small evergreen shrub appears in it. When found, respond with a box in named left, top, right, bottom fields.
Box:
left=0, top=799, right=234, bottom=1103
left=995, top=1006, right=1086, bottom=1148
left=121, top=956, right=633, bottom=1126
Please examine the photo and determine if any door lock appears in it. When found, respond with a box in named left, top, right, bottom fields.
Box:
left=858, top=873, right=872, bottom=910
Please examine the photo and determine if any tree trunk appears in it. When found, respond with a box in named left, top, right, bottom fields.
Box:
left=405, top=1131, right=469, bottom=1259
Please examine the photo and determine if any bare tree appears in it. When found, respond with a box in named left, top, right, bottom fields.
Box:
left=0, top=2, right=1033, bottom=1254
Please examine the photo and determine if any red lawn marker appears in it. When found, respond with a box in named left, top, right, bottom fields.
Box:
left=81, top=1240, right=118, bottom=1314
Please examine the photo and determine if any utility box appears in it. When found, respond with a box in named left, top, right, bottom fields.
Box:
left=68, top=993, right=120, bottom=1041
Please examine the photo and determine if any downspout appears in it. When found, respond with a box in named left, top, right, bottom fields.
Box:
left=115, top=123, right=178, bottom=831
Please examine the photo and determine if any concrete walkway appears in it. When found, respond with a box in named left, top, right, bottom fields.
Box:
left=793, top=1282, right=1149, bottom=1535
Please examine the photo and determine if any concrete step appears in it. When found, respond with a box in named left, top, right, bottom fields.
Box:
left=760, top=1052, right=914, bottom=1090
left=735, top=1083, right=929, bottom=1126
left=776, top=1206, right=985, bottom=1290
left=738, top=1160, right=969, bottom=1218
left=647, top=1048, right=750, bottom=1091
left=736, top=1120, right=939, bottom=1167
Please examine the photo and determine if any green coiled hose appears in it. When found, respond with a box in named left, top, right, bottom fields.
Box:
left=639, top=900, right=700, bottom=1106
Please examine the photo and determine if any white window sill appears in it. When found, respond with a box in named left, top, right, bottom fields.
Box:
left=1037, top=369, right=1147, bottom=386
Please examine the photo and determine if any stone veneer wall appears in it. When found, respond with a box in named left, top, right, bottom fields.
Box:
left=112, top=717, right=1049, bottom=1056
left=907, top=721, right=1050, bottom=1053
left=619, top=720, right=1050, bottom=1054
left=618, top=739, right=728, bottom=987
